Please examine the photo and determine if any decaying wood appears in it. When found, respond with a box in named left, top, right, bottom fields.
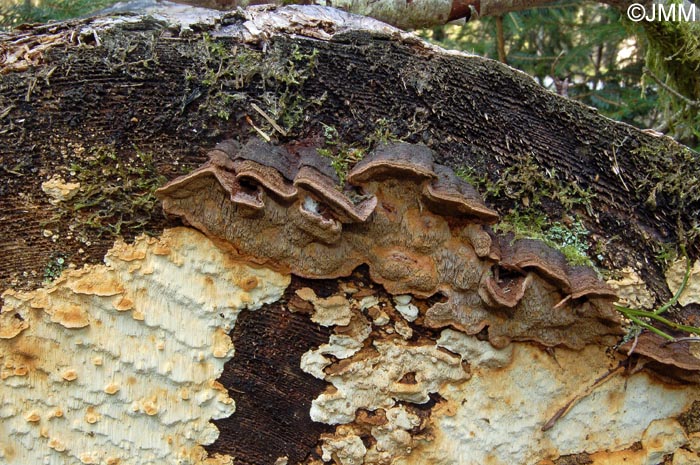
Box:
left=1, top=5, right=697, bottom=301
left=1, top=4, right=700, bottom=464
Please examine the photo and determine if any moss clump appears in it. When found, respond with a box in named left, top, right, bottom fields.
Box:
left=48, top=147, right=166, bottom=242
left=495, top=210, right=594, bottom=267
left=190, top=36, right=321, bottom=133
left=635, top=144, right=700, bottom=247
left=486, top=153, right=595, bottom=213
left=454, top=166, right=488, bottom=191
left=317, top=124, right=365, bottom=186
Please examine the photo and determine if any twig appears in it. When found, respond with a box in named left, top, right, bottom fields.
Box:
left=495, top=16, right=506, bottom=64
left=542, top=363, right=625, bottom=431
left=627, top=331, right=639, bottom=356
left=251, top=102, right=288, bottom=136
left=553, top=294, right=571, bottom=310
left=610, top=144, right=629, bottom=192
left=245, top=115, right=271, bottom=142
left=661, top=337, right=700, bottom=347
left=644, top=67, right=700, bottom=108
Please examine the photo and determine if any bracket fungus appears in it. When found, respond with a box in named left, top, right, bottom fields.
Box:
left=620, top=332, right=700, bottom=383
left=157, top=139, right=621, bottom=349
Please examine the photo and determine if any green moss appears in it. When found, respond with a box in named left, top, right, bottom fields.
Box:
left=486, top=153, right=595, bottom=213
left=191, top=37, right=321, bottom=132
left=634, top=144, right=700, bottom=247
left=454, top=166, right=488, bottom=191
left=654, top=241, right=680, bottom=267
left=642, top=14, right=700, bottom=102
left=366, top=118, right=402, bottom=145
left=495, top=209, right=594, bottom=267
left=317, top=123, right=366, bottom=186
left=48, top=146, right=166, bottom=241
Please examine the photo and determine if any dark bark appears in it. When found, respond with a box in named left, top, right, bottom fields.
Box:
left=0, top=5, right=699, bottom=461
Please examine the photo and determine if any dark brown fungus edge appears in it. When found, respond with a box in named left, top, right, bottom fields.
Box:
left=423, top=164, right=499, bottom=224
left=295, top=165, right=377, bottom=223
left=566, top=265, right=617, bottom=300
left=620, top=332, right=700, bottom=383
left=156, top=156, right=238, bottom=202
left=233, top=159, right=297, bottom=201
left=157, top=139, right=621, bottom=349
left=237, top=138, right=300, bottom=181
left=479, top=272, right=532, bottom=309
left=504, top=238, right=571, bottom=292
left=347, top=142, right=437, bottom=184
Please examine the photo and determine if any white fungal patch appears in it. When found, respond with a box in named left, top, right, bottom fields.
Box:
left=393, top=295, right=419, bottom=322
left=399, top=342, right=700, bottom=465
left=306, top=338, right=469, bottom=425
left=296, top=287, right=353, bottom=327
left=302, top=195, right=322, bottom=215
left=0, top=227, right=290, bottom=465
left=364, top=405, right=421, bottom=464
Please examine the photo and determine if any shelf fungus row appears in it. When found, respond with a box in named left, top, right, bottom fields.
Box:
left=157, top=140, right=622, bottom=349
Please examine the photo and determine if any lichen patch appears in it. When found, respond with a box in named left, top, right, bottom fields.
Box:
left=0, top=227, right=290, bottom=465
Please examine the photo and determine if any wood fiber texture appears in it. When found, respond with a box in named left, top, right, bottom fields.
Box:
left=0, top=9, right=697, bottom=300
left=212, top=277, right=334, bottom=464
left=1, top=7, right=699, bottom=463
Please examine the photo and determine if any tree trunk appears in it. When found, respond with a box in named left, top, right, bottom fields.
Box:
left=1, top=5, right=700, bottom=465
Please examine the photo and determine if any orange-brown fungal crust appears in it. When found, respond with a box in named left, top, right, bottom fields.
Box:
left=157, top=139, right=622, bottom=348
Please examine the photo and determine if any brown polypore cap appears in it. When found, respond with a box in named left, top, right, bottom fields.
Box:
left=233, top=159, right=297, bottom=201
left=230, top=183, right=265, bottom=210
left=566, top=265, right=617, bottom=300
left=297, top=147, right=340, bottom=182
left=423, top=165, right=499, bottom=223
left=208, top=149, right=236, bottom=170
left=479, top=272, right=531, bottom=309
left=237, top=138, right=299, bottom=181
left=620, top=332, right=700, bottom=383
left=213, top=139, right=242, bottom=158
left=348, top=142, right=437, bottom=184
left=507, top=238, right=570, bottom=291
left=294, top=166, right=377, bottom=223
left=156, top=160, right=239, bottom=201
left=423, top=289, right=491, bottom=336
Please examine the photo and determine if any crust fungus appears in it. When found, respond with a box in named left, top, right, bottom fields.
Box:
left=0, top=227, right=290, bottom=465
left=157, top=139, right=621, bottom=349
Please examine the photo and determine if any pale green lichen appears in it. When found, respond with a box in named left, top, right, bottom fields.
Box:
left=495, top=210, right=594, bottom=267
